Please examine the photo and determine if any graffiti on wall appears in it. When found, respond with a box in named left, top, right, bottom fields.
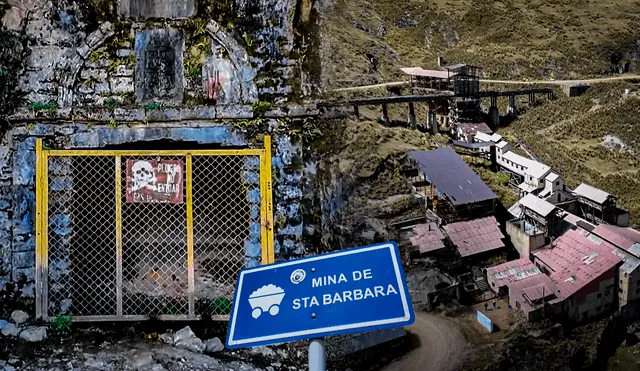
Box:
left=126, top=159, right=184, bottom=204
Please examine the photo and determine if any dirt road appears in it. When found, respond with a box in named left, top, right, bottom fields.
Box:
left=381, top=312, right=466, bottom=371
left=332, top=74, right=640, bottom=92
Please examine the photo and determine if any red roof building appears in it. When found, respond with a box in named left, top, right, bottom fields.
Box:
left=444, top=216, right=505, bottom=258
left=409, top=222, right=446, bottom=254
left=533, top=229, right=622, bottom=321
left=486, top=258, right=558, bottom=320
left=591, top=224, right=640, bottom=256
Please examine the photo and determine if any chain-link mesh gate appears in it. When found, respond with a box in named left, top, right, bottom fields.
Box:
left=35, top=138, right=274, bottom=321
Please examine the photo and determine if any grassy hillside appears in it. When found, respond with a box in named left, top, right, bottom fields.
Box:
left=499, top=82, right=640, bottom=225
left=321, top=0, right=640, bottom=88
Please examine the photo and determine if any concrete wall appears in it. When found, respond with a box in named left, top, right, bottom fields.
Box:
left=619, top=266, right=640, bottom=308
left=564, top=270, right=618, bottom=322
left=506, top=219, right=546, bottom=259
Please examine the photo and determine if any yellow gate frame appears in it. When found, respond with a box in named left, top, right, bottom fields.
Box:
left=35, top=136, right=275, bottom=321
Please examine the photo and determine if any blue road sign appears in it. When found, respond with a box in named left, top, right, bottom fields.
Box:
left=226, top=242, right=415, bottom=349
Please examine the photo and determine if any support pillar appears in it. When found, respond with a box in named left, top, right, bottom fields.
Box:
left=353, top=105, right=359, bottom=120
left=381, top=104, right=390, bottom=125
left=427, top=103, right=437, bottom=134
left=507, top=95, right=517, bottom=116
left=488, top=96, right=499, bottom=127
left=408, top=102, right=416, bottom=129
left=529, top=93, right=536, bottom=107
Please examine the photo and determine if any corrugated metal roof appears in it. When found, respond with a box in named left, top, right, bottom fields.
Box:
left=444, top=216, right=504, bottom=257
left=400, top=67, right=449, bottom=79
left=519, top=194, right=556, bottom=217
left=533, top=229, right=622, bottom=300
left=409, top=222, right=446, bottom=254
left=487, top=258, right=542, bottom=285
left=574, top=183, right=611, bottom=204
left=562, top=212, right=596, bottom=231
left=501, top=151, right=551, bottom=179
left=452, top=140, right=492, bottom=149
left=458, top=122, right=492, bottom=135
left=587, top=229, right=640, bottom=274
left=496, top=140, right=510, bottom=149
left=408, top=148, right=497, bottom=206
left=592, top=224, right=640, bottom=255
left=475, top=132, right=502, bottom=143
left=486, top=258, right=557, bottom=313
left=545, top=172, right=560, bottom=182
left=508, top=202, right=523, bottom=218
left=518, top=182, right=537, bottom=193
left=445, top=63, right=468, bottom=70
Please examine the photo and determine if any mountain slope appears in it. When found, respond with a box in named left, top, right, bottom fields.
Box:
left=321, top=0, right=640, bottom=89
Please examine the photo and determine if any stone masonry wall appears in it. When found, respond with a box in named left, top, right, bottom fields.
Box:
left=3, top=121, right=303, bottom=299
left=0, top=0, right=314, bottom=303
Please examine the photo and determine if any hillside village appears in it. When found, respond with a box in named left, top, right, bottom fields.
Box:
left=2, top=0, right=640, bottom=371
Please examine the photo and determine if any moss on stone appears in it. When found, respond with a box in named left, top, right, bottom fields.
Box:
left=184, top=93, right=205, bottom=105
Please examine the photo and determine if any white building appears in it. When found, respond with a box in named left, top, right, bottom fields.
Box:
left=474, top=132, right=503, bottom=153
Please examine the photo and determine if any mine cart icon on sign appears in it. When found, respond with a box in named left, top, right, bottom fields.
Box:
left=248, top=284, right=285, bottom=319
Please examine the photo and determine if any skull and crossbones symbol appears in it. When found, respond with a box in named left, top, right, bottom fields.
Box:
left=131, top=160, right=157, bottom=192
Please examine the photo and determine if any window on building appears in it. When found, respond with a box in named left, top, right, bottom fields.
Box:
left=556, top=181, right=560, bottom=186
left=620, top=288, right=624, bottom=293
left=597, top=293, right=602, bottom=299
left=605, top=289, right=611, bottom=296
left=558, top=193, right=561, bottom=202
left=597, top=305, right=602, bottom=312
left=620, top=279, right=623, bottom=284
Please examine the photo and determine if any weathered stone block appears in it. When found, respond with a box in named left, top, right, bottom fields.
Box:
left=116, top=49, right=132, bottom=58
left=78, top=85, right=94, bottom=94
left=94, top=82, right=110, bottom=95
left=11, top=188, right=35, bottom=236
left=119, top=0, right=196, bottom=20
left=13, top=267, right=35, bottom=282
left=135, top=28, right=184, bottom=104
left=244, top=240, right=261, bottom=258
left=27, top=46, right=63, bottom=69
left=80, top=68, right=108, bottom=80
left=12, top=251, right=35, bottom=270
left=114, top=65, right=134, bottom=77
left=110, top=77, right=134, bottom=94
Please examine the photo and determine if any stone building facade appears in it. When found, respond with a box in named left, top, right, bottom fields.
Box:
left=0, top=0, right=318, bottom=313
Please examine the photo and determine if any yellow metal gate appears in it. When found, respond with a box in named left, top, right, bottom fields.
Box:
left=35, top=137, right=274, bottom=321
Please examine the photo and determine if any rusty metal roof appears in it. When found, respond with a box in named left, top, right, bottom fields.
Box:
left=444, top=216, right=505, bottom=257
left=409, top=222, right=446, bottom=254
left=458, top=122, right=492, bottom=135
left=533, top=229, right=622, bottom=300
left=486, top=258, right=557, bottom=313
left=592, top=224, right=640, bottom=256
